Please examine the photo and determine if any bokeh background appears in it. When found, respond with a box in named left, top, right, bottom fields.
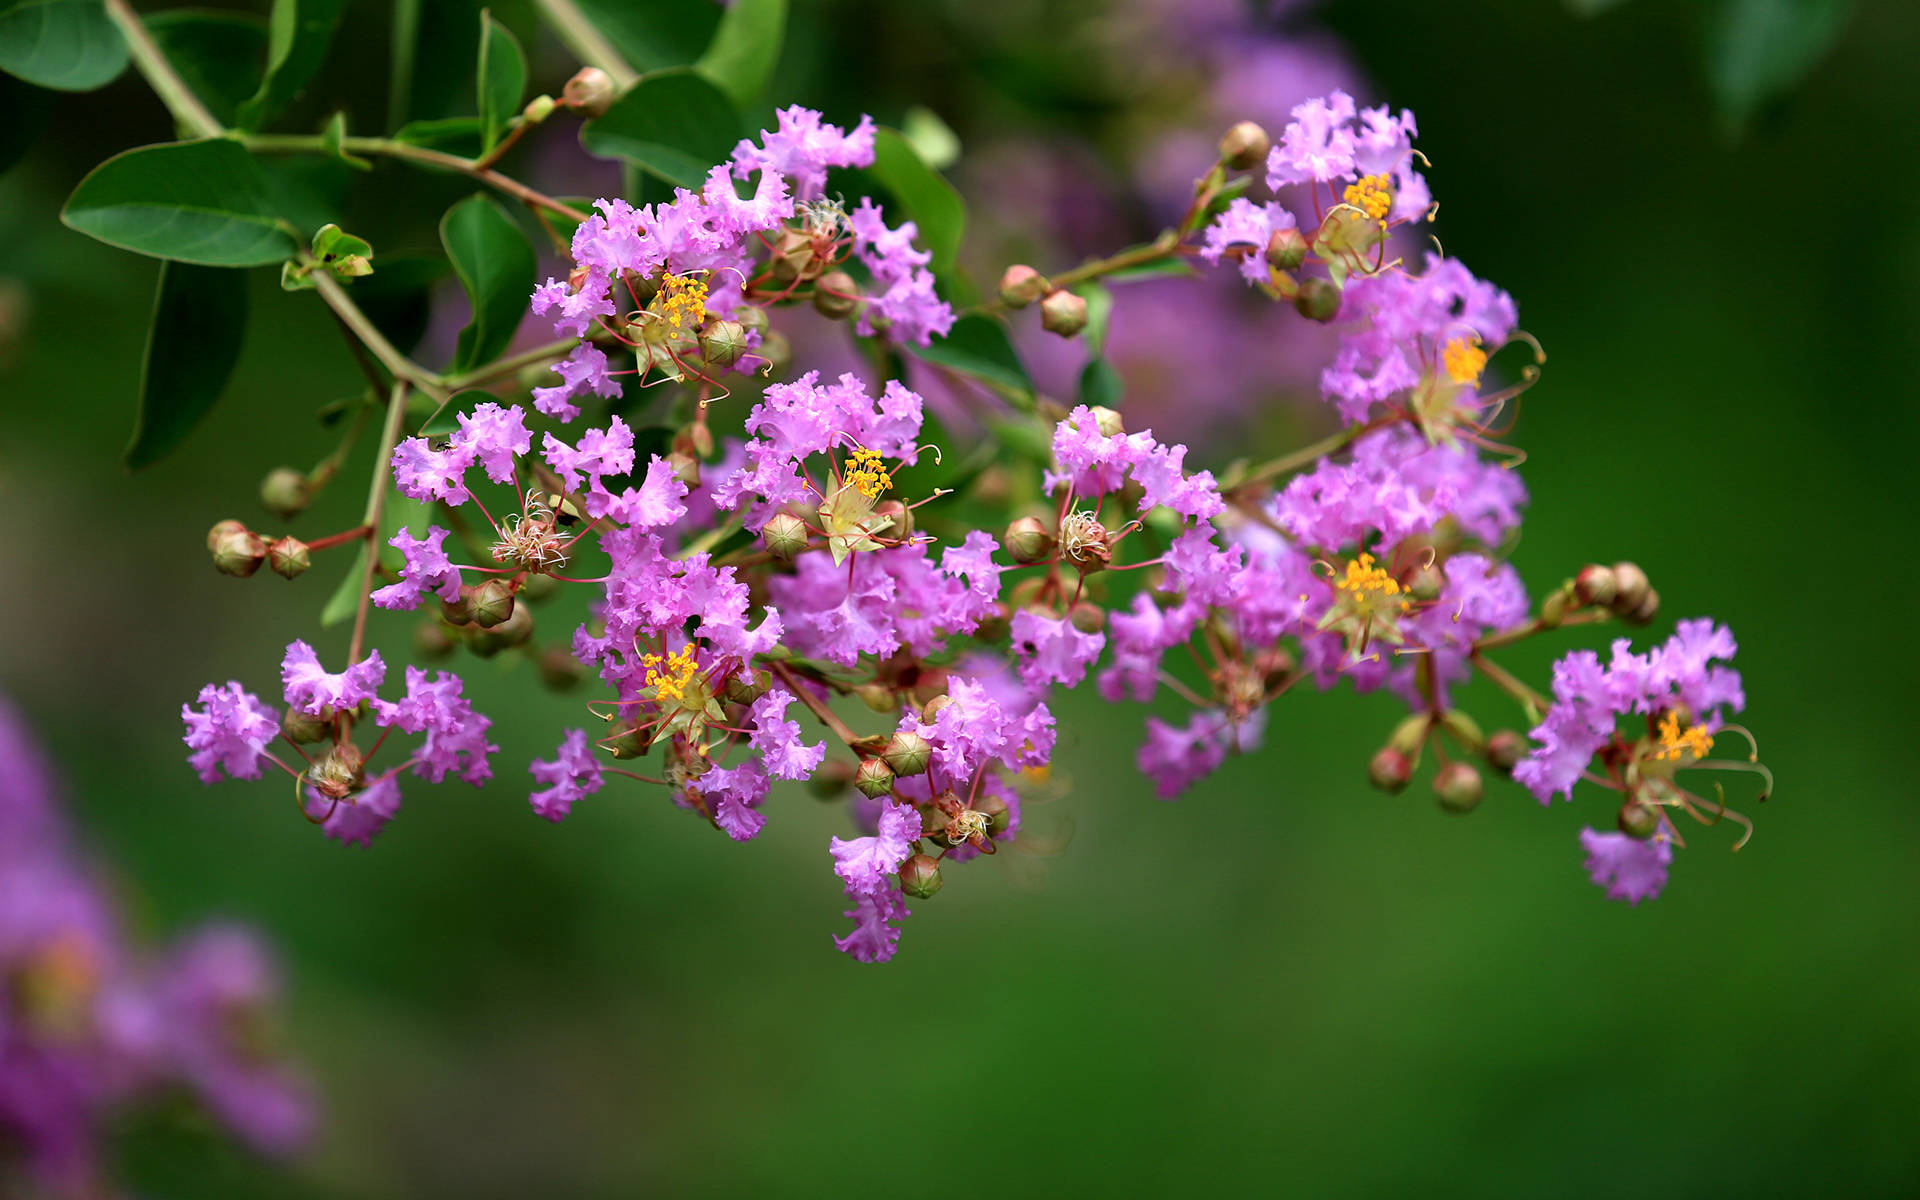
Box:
left=3, top=0, right=1918, bottom=1195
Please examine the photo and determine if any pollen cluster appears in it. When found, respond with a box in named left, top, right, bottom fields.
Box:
left=653, top=272, right=710, bottom=330
left=644, top=645, right=700, bottom=703
left=1654, top=712, right=1714, bottom=762
left=844, top=447, right=894, bottom=498
left=1335, top=553, right=1411, bottom=615
left=1343, top=173, right=1393, bottom=222
left=1442, top=334, right=1487, bottom=386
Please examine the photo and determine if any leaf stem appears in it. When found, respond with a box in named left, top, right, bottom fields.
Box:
left=309, top=269, right=448, bottom=402
left=534, top=0, right=638, bottom=88
left=1220, top=421, right=1374, bottom=491
left=350, top=382, right=411, bottom=666
left=1470, top=650, right=1549, bottom=724
left=443, top=338, right=578, bottom=390
left=1472, top=609, right=1612, bottom=653
left=243, top=134, right=591, bottom=223
left=103, top=0, right=224, bottom=140
left=770, top=662, right=861, bottom=747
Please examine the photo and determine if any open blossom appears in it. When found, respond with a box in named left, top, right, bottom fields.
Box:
left=830, top=800, right=922, bottom=895
left=531, top=342, right=618, bottom=421
left=1200, top=197, right=1296, bottom=283
left=372, top=666, right=497, bottom=786
left=1579, top=827, right=1672, bottom=904
left=370, top=526, right=464, bottom=611
left=181, top=683, right=279, bottom=783
left=846, top=197, right=954, bottom=345
left=1011, top=610, right=1106, bottom=690
left=304, top=773, right=402, bottom=848
left=731, top=105, right=876, bottom=199
left=1045, top=405, right=1222, bottom=520
left=528, top=729, right=605, bottom=822
left=749, top=690, right=827, bottom=781
left=280, top=642, right=385, bottom=716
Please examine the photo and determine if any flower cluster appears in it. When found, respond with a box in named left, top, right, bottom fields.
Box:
left=186, top=95, right=1770, bottom=966
left=5, top=695, right=312, bottom=1193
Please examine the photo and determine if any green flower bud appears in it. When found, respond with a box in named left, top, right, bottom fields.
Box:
left=899, top=853, right=943, bottom=899
left=1609, top=561, right=1650, bottom=616
left=910, top=671, right=948, bottom=708
left=1407, top=563, right=1444, bottom=602
left=209, top=522, right=267, bottom=578
left=998, top=264, right=1049, bottom=308
left=1485, top=729, right=1527, bottom=776
left=267, top=536, right=310, bottom=580
left=854, top=757, right=896, bottom=799
left=538, top=646, right=585, bottom=692
left=723, top=669, right=772, bottom=705
left=977, top=790, right=1011, bottom=836
left=1218, top=120, right=1271, bottom=170
left=258, top=468, right=310, bottom=519
left=1439, top=710, right=1485, bottom=756
left=699, top=319, right=748, bottom=369
left=439, top=589, right=472, bottom=626
left=1293, top=275, right=1341, bottom=323
left=920, top=694, right=953, bottom=722
left=1068, top=601, right=1106, bottom=634
left=1540, top=586, right=1571, bottom=629
left=1089, top=405, right=1125, bottom=437
left=1039, top=289, right=1088, bottom=337
left=1387, top=713, right=1432, bottom=757
left=1618, top=798, right=1661, bottom=840
left=875, top=499, right=912, bottom=540
left=682, top=421, right=716, bottom=460
left=1434, top=762, right=1484, bottom=814
left=882, top=730, right=931, bottom=777
left=762, top=511, right=810, bottom=561
left=667, top=451, right=700, bottom=488
left=1004, top=516, right=1055, bottom=564
left=520, top=573, right=560, bottom=603
left=603, top=724, right=648, bottom=759
left=523, top=93, right=557, bottom=123
left=468, top=579, right=516, bottom=629
left=562, top=66, right=615, bottom=117
left=282, top=708, right=328, bottom=745
left=1266, top=226, right=1308, bottom=272
left=855, top=683, right=897, bottom=714
left=1369, top=747, right=1412, bottom=795
left=1623, top=587, right=1660, bottom=627
left=735, top=305, right=770, bottom=339
left=1573, top=563, right=1618, bottom=609
left=812, top=270, right=860, bottom=320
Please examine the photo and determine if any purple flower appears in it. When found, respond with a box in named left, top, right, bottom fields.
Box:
left=1044, top=405, right=1219, bottom=521
left=846, top=198, right=955, bottom=345
left=833, top=884, right=910, bottom=964
left=701, top=759, right=772, bottom=841
left=530, top=274, right=615, bottom=339
left=391, top=437, right=475, bottom=505
left=279, top=642, right=385, bottom=716
left=732, top=105, right=877, bottom=200
left=542, top=415, right=635, bottom=494
left=303, top=773, right=401, bottom=847
left=1010, top=610, right=1106, bottom=691
left=370, top=526, right=464, bottom=611
left=1137, top=710, right=1257, bottom=800
left=454, top=402, right=532, bottom=482
left=1578, top=828, right=1672, bottom=904
left=1200, top=197, right=1295, bottom=284
left=528, top=729, right=605, bottom=822
left=181, top=683, right=280, bottom=784
left=1266, top=90, right=1358, bottom=186
left=749, top=690, right=826, bottom=781
left=586, top=454, right=688, bottom=527
left=532, top=341, right=620, bottom=422
left=371, top=666, right=497, bottom=786
left=829, top=800, right=921, bottom=895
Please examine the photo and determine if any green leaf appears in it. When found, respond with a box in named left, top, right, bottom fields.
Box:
left=62, top=139, right=296, bottom=266
left=905, top=314, right=1032, bottom=403
left=476, top=8, right=525, bottom=154
left=144, top=10, right=267, bottom=127
left=393, top=116, right=482, bottom=156
left=1706, top=0, right=1853, bottom=134
left=572, top=0, right=718, bottom=72
left=0, top=0, right=126, bottom=91
left=125, top=261, right=248, bottom=470
left=579, top=67, right=743, bottom=189
left=694, top=0, right=784, bottom=108
left=901, top=104, right=959, bottom=170
left=236, top=0, right=347, bottom=131
left=1077, top=357, right=1124, bottom=411
left=318, top=543, right=366, bottom=625
left=440, top=192, right=534, bottom=373
left=319, top=110, right=370, bottom=168
left=865, top=127, right=964, bottom=276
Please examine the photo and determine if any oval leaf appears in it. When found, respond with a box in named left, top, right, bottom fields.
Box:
left=0, top=0, right=127, bottom=91
left=126, top=261, right=248, bottom=470
left=62, top=139, right=296, bottom=266
left=145, top=10, right=268, bottom=127
left=440, top=192, right=534, bottom=372
left=237, top=0, right=346, bottom=130
left=866, top=126, right=963, bottom=275
left=905, top=314, right=1033, bottom=404
left=476, top=9, right=525, bottom=154
left=579, top=67, right=743, bottom=189
left=695, top=0, right=785, bottom=108
left=571, top=0, right=717, bottom=72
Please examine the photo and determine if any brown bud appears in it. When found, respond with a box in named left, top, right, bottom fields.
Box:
left=898, top=853, right=943, bottom=899
left=1293, top=276, right=1342, bottom=323
left=812, top=270, right=859, bottom=320
left=724, top=668, right=772, bottom=705
left=1369, top=747, right=1412, bottom=795
left=977, top=790, right=1011, bottom=837
left=1265, top=226, right=1308, bottom=272
left=666, top=450, right=701, bottom=488
left=562, top=66, right=616, bottom=117
left=258, top=468, right=310, bottom=520
left=264, top=536, right=308, bottom=580
left=1039, top=289, right=1088, bottom=337
left=1434, top=762, right=1484, bottom=814
left=1485, top=729, right=1527, bottom=776
left=1609, top=562, right=1650, bottom=616
left=1573, top=563, right=1618, bottom=610
left=209, top=522, right=267, bottom=578
left=855, top=683, right=897, bottom=714
left=1218, top=120, right=1271, bottom=170
left=1623, top=587, right=1660, bottom=627
left=1004, top=516, right=1055, bottom=564
left=468, top=579, right=516, bottom=629
left=1068, top=601, right=1106, bottom=634
left=853, top=757, right=896, bottom=799
left=1618, top=798, right=1661, bottom=840
left=282, top=708, right=328, bottom=745
left=998, top=264, right=1049, bottom=308
left=875, top=499, right=912, bottom=540
left=537, top=646, right=585, bottom=692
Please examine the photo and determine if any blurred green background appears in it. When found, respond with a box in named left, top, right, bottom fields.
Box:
left=3, top=0, right=1917, bottom=1195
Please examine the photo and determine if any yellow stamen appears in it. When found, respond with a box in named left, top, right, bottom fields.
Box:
left=643, top=644, right=700, bottom=704
left=1654, top=712, right=1715, bottom=762
left=1442, top=335, right=1487, bottom=386
left=651, top=272, right=710, bottom=330
left=1342, top=173, right=1393, bottom=223
left=844, top=446, right=894, bottom=499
